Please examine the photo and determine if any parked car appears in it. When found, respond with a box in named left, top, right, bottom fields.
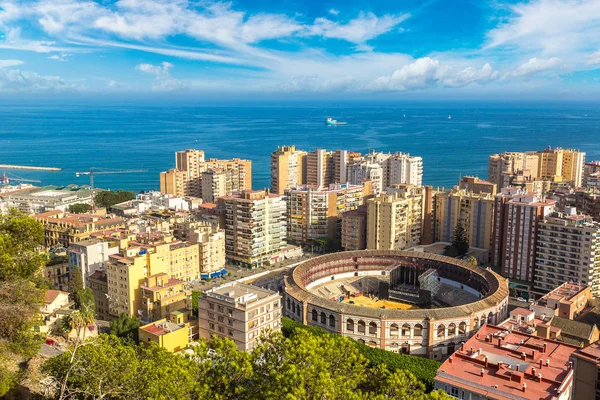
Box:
left=45, top=338, right=56, bottom=346
left=516, top=297, right=526, bottom=302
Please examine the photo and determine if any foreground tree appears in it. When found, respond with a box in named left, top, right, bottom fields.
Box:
left=67, top=203, right=91, bottom=214
left=109, top=313, right=140, bottom=345
left=0, top=209, right=47, bottom=281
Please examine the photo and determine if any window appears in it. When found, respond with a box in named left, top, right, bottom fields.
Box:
left=346, top=319, right=354, bottom=331
left=320, top=312, right=326, bottom=324
left=437, top=324, right=445, bottom=338
left=209, top=303, right=214, bottom=310
left=390, top=324, right=399, bottom=338
left=401, top=323, right=410, bottom=337
left=458, top=322, right=467, bottom=335
left=329, top=315, right=335, bottom=327
left=448, top=323, right=456, bottom=336
left=358, top=320, right=366, bottom=333
left=369, top=322, right=377, bottom=335
left=414, top=324, right=423, bottom=337
left=312, top=309, right=318, bottom=321
left=218, top=306, right=223, bottom=312
left=209, top=323, right=215, bottom=330
left=228, top=329, right=234, bottom=336
left=218, top=326, right=224, bottom=333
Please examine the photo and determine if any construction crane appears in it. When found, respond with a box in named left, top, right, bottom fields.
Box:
left=75, top=168, right=147, bottom=190
left=1, top=171, right=42, bottom=185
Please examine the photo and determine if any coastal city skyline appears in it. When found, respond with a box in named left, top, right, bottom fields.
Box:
left=1, top=0, right=600, bottom=99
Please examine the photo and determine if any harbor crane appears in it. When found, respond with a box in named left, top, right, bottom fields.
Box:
left=1, top=172, right=42, bottom=185
left=75, top=168, right=147, bottom=190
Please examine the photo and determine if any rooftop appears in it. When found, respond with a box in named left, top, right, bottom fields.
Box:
left=573, top=341, right=600, bottom=365
left=44, top=289, right=68, bottom=304
left=537, top=282, right=588, bottom=307
left=140, top=320, right=185, bottom=336
left=206, top=282, right=278, bottom=306
left=549, top=317, right=596, bottom=343
left=436, top=324, right=579, bottom=400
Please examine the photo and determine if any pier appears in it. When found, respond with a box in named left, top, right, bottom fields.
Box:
left=0, top=164, right=62, bottom=171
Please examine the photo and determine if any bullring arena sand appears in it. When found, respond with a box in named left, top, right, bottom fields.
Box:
left=341, top=295, right=416, bottom=310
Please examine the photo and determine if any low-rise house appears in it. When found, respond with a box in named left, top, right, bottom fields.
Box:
left=139, top=317, right=190, bottom=352
left=41, top=290, right=70, bottom=315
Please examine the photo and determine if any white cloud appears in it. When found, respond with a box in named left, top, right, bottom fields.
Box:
left=0, top=68, right=69, bottom=92
left=486, top=0, right=600, bottom=55
left=369, top=57, right=447, bottom=91
left=586, top=50, right=600, bottom=66
left=47, top=52, right=71, bottom=62
left=309, top=12, right=410, bottom=44
left=0, top=59, right=24, bottom=68
left=443, top=63, right=499, bottom=87
left=511, top=57, right=562, bottom=77
left=135, top=61, right=184, bottom=92
left=328, top=9, right=339, bottom=16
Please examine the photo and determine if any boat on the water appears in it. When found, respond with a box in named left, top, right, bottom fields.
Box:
left=325, top=117, right=347, bottom=126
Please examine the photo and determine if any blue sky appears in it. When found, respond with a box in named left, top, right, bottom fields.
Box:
left=1, top=0, right=600, bottom=99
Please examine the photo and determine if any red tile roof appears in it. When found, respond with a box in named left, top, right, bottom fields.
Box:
left=436, top=325, right=579, bottom=400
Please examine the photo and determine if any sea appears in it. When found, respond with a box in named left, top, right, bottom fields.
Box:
left=1, top=102, right=599, bottom=193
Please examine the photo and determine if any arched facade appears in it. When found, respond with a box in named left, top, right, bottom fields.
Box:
left=284, top=250, right=509, bottom=360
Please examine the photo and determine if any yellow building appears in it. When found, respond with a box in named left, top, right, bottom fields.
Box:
left=159, top=168, right=188, bottom=197
left=106, top=235, right=200, bottom=318
left=141, top=272, right=190, bottom=322
left=366, top=185, right=425, bottom=250
left=139, top=317, right=190, bottom=352
left=433, top=188, right=495, bottom=249
left=33, top=210, right=125, bottom=248
left=270, top=145, right=307, bottom=194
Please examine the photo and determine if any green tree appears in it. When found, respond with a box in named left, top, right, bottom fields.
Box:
left=94, top=190, right=135, bottom=209
left=187, top=336, right=254, bottom=400
left=43, top=335, right=139, bottom=399
left=74, top=288, right=95, bottom=314
left=450, top=221, right=469, bottom=257
left=109, top=312, right=141, bottom=345
left=361, top=364, right=442, bottom=399
left=67, top=203, right=91, bottom=214
left=0, top=209, right=48, bottom=281
left=191, top=291, right=201, bottom=316
left=70, top=266, right=84, bottom=294
left=251, top=330, right=366, bottom=400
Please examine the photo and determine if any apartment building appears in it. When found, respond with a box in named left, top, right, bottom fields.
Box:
left=0, top=184, right=98, bottom=214
left=88, top=269, right=110, bottom=320
left=106, top=252, right=152, bottom=318
left=572, top=341, right=600, bottom=400
left=433, top=188, right=495, bottom=249
left=341, top=206, right=367, bottom=250
left=67, top=238, right=119, bottom=287
left=491, top=188, right=555, bottom=282
left=366, top=185, right=425, bottom=250
left=159, top=150, right=252, bottom=198
left=531, top=283, right=592, bottom=320
left=177, top=220, right=226, bottom=275
left=386, top=152, right=423, bottom=187
left=347, top=162, right=384, bottom=195
left=435, top=324, right=579, bottom=400
left=306, top=149, right=335, bottom=188
left=201, top=169, right=231, bottom=203
left=548, top=188, right=600, bottom=222
left=198, top=282, right=282, bottom=351
left=140, top=272, right=190, bottom=323
left=205, top=157, right=252, bottom=193
left=159, top=168, right=189, bottom=198
left=285, top=183, right=367, bottom=245
left=458, top=176, right=497, bottom=196
left=270, top=145, right=307, bottom=194
left=488, top=148, right=585, bottom=190
left=33, top=210, right=125, bottom=248
left=219, top=190, right=287, bottom=268
left=535, top=210, right=600, bottom=296
left=139, top=317, right=190, bottom=352
left=584, top=161, right=600, bottom=187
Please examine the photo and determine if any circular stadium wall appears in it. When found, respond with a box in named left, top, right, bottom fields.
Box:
left=284, top=250, right=509, bottom=361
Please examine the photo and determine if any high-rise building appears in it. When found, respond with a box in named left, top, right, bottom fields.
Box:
left=433, top=188, right=495, bottom=249
left=386, top=152, right=423, bottom=187
left=584, top=161, right=600, bottom=188
left=159, top=168, right=188, bottom=197
left=341, top=206, right=367, bottom=250
left=285, top=183, right=367, bottom=245
left=201, top=169, right=231, bottom=203
left=366, top=185, right=425, bottom=250
left=488, top=152, right=538, bottom=189
left=347, top=162, right=384, bottom=194
left=306, top=149, right=335, bottom=188
left=199, top=282, right=282, bottom=351
left=491, top=188, right=555, bottom=282
left=220, top=190, right=287, bottom=268
left=160, top=150, right=251, bottom=198
left=538, top=147, right=585, bottom=187
left=535, top=209, right=600, bottom=296
left=205, top=158, right=252, bottom=193
left=182, top=221, right=226, bottom=275
left=175, top=149, right=205, bottom=197
left=270, top=145, right=307, bottom=194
